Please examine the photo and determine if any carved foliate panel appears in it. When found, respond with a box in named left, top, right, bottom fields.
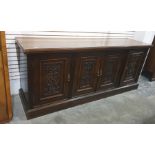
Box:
left=40, top=58, right=69, bottom=100
left=102, top=56, right=121, bottom=84
left=42, top=63, right=62, bottom=97
left=121, top=51, right=145, bottom=85
left=125, top=53, right=144, bottom=79
left=75, top=56, right=98, bottom=95
left=79, top=61, right=96, bottom=88
left=125, top=61, right=138, bottom=79
left=99, top=55, right=122, bottom=89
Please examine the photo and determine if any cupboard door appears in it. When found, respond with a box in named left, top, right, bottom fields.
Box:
left=33, top=55, right=71, bottom=106
left=120, top=51, right=146, bottom=86
left=73, top=55, right=99, bottom=96
left=98, top=53, right=124, bottom=90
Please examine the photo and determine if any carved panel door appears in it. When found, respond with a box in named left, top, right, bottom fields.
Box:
left=73, top=55, right=100, bottom=96
left=32, top=55, right=71, bottom=106
left=97, top=53, right=124, bottom=90
left=120, top=51, right=146, bottom=86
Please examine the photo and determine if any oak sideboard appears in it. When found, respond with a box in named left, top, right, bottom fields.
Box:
left=16, top=37, right=151, bottom=119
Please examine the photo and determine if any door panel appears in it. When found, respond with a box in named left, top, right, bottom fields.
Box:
left=98, top=53, right=124, bottom=90
left=32, top=55, right=71, bottom=106
left=120, top=50, right=146, bottom=86
left=73, top=55, right=99, bottom=96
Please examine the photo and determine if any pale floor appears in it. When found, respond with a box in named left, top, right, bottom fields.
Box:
left=10, top=76, right=155, bottom=124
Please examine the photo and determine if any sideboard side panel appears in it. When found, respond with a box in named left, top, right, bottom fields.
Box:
left=17, top=45, right=31, bottom=110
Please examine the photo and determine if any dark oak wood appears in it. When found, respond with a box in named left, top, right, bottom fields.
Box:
left=19, top=84, right=139, bottom=119
left=142, top=36, right=155, bottom=81
left=120, top=50, right=147, bottom=86
left=73, top=53, right=100, bottom=96
left=16, top=37, right=151, bottom=119
left=0, top=31, right=12, bottom=123
left=98, top=52, right=125, bottom=90
left=33, top=54, right=71, bottom=107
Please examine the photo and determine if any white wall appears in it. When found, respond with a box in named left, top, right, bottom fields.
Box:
left=6, top=31, right=135, bottom=95
left=134, top=31, right=155, bottom=81
left=134, top=31, right=155, bottom=43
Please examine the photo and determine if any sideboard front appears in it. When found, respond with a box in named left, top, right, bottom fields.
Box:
left=16, top=38, right=151, bottom=119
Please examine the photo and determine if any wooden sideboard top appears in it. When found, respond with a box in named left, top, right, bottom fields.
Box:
left=16, top=37, right=152, bottom=54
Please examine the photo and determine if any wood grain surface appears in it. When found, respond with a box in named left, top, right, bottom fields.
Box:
left=16, top=37, right=152, bottom=53
left=0, top=31, right=12, bottom=123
